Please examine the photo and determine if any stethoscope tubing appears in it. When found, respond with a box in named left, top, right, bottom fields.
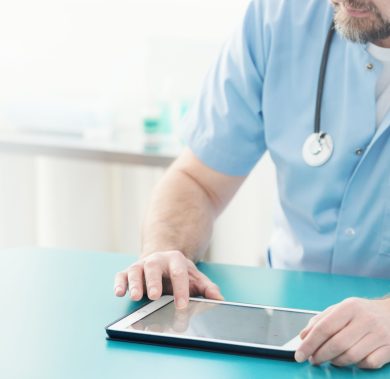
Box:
left=314, top=21, right=336, bottom=135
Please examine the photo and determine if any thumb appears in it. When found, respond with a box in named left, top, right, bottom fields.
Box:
left=205, top=285, right=224, bottom=300
left=300, top=313, right=322, bottom=339
left=197, top=272, right=224, bottom=300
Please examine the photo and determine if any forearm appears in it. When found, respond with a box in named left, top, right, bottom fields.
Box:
left=141, top=167, right=217, bottom=261
left=116, top=150, right=244, bottom=303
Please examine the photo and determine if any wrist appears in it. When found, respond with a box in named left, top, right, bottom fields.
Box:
left=140, top=248, right=185, bottom=259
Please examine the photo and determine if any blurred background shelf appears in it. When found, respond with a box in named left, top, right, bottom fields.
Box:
left=0, top=129, right=180, bottom=167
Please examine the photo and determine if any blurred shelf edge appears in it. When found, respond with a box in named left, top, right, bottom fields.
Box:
left=0, top=128, right=181, bottom=167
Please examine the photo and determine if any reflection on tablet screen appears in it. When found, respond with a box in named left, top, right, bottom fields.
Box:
left=128, top=300, right=314, bottom=346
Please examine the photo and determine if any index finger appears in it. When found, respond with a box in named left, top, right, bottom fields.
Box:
left=168, top=258, right=189, bottom=310
left=127, top=263, right=145, bottom=301
left=295, top=306, right=353, bottom=362
left=300, top=305, right=336, bottom=339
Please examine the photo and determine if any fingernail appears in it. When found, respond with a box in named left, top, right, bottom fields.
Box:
left=213, top=290, right=224, bottom=301
left=176, top=298, right=187, bottom=309
left=115, top=286, right=122, bottom=295
left=295, top=351, right=306, bottom=363
left=149, top=287, right=158, bottom=299
left=130, top=288, right=139, bottom=299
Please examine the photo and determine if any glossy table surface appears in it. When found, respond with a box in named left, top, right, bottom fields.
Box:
left=1, top=248, right=390, bottom=378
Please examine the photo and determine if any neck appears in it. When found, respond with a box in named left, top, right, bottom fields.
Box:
left=373, top=37, right=390, bottom=48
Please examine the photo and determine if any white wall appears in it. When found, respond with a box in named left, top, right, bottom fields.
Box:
left=0, top=0, right=249, bottom=132
left=0, top=0, right=277, bottom=266
left=212, top=154, right=276, bottom=266
left=0, top=155, right=37, bottom=246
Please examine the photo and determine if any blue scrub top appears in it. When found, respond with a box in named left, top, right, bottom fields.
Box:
left=182, top=0, right=390, bottom=278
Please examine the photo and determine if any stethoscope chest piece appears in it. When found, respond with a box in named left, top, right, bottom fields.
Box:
left=302, top=132, right=334, bottom=167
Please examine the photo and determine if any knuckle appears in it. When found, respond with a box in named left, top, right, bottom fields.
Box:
left=331, top=357, right=345, bottom=366
left=150, top=251, right=162, bottom=259
left=342, top=297, right=361, bottom=310
left=129, top=262, right=144, bottom=272
left=146, top=279, right=161, bottom=288
left=128, top=270, right=142, bottom=281
left=169, top=250, right=184, bottom=260
left=307, top=315, right=319, bottom=327
left=129, top=278, right=143, bottom=287
left=332, top=357, right=348, bottom=367
left=187, top=260, right=197, bottom=270
left=327, top=341, right=343, bottom=357
left=363, top=356, right=381, bottom=370
left=343, top=349, right=358, bottom=364
left=344, top=297, right=359, bottom=305
left=315, top=322, right=330, bottom=338
left=323, top=304, right=335, bottom=314
left=171, top=267, right=187, bottom=279
left=144, top=258, right=159, bottom=271
left=311, top=314, right=320, bottom=322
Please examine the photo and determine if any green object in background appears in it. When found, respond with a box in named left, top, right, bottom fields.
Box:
left=143, top=116, right=162, bottom=148
left=159, top=102, right=172, bottom=135
left=143, top=117, right=160, bottom=134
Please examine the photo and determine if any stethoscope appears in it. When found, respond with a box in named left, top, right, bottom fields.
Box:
left=302, top=22, right=336, bottom=167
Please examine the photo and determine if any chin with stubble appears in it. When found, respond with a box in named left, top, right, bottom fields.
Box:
left=330, top=0, right=390, bottom=44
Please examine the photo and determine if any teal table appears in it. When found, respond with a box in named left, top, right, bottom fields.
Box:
left=1, top=248, right=390, bottom=378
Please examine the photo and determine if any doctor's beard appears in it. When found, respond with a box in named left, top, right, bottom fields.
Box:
left=331, top=0, right=390, bottom=43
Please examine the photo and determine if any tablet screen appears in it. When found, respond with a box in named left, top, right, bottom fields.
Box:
left=128, top=300, right=314, bottom=346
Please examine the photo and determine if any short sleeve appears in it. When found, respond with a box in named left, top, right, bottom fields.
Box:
left=181, top=0, right=267, bottom=176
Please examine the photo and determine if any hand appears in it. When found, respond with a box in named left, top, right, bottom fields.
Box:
left=113, top=250, right=224, bottom=309
left=295, top=297, right=390, bottom=369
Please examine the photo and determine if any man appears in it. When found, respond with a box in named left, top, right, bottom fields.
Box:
left=114, top=0, right=390, bottom=369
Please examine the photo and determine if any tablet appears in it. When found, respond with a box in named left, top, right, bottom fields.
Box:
left=106, top=296, right=319, bottom=358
